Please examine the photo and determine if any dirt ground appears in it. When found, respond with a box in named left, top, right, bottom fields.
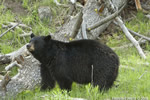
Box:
left=3, top=0, right=27, bottom=16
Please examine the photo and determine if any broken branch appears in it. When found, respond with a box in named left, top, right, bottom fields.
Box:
left=128, top=29, right=150, bottom=41
left=81, top=20, right=88, bottom=39
left=115, top=17, right=146, bottom=59
left=0, top=23, right=19, bottom=38
left=19, top=31, right=33, bottom=37
left=5, top=61, right=22, bottom=71
left=71, top=11, right=83, bottom=38
left=87, top=2, right=126, bottom=31
left=8, top=22, right=32, bottom=30
left=0, top=71, right=11, bottom=92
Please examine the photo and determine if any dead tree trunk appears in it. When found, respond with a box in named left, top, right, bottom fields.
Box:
left=0, top=0, right=146, bottom=98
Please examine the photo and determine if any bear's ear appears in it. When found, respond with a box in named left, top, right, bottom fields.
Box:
left=31, top=33, right=35, bottom=38
left=44, top=35, right=51, bottom=41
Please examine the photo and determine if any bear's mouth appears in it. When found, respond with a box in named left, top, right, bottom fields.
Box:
left=26, top=43, right=35, bottom=52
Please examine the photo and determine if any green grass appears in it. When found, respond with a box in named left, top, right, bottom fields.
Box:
left=0, top=0, right=150, bottom=100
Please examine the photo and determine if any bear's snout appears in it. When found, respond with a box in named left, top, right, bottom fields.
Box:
left=26, top=44, right=31, bottom=49
left=26, top=43, right=35, bottom=52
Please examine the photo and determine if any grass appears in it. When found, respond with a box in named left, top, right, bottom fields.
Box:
left=0, top=0, right=150, bottom=100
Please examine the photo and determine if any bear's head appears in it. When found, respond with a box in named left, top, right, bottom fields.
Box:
left=26, top=33, right=51, bottom=60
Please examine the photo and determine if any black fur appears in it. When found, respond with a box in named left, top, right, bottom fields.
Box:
left=27, top=34, right=119, bottom=91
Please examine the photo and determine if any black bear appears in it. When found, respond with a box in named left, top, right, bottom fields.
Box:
left=26, top=34, right=119, bottom=91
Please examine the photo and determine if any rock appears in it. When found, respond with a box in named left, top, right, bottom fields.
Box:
left=38, top=6, right=52, bottom=23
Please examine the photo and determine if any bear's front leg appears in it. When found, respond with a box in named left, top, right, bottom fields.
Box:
left=40, top=65, right=56, bottom=91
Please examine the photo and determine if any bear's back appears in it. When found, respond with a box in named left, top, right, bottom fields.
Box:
left=66, top=39, right=115, bottom=55
left=65, top=39, right=119, bottom=67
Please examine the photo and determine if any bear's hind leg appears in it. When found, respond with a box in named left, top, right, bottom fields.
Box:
left=57, top=79, right=72, bottom=91
left=93, top=71, right=110, bottom=91
left=93, top=80, right=107, bottom=91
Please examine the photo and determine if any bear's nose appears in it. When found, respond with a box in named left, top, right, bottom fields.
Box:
left=26, top=44, right=31, bottom=49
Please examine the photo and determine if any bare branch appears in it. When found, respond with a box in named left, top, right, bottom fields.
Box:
left=19, top=31, right=32, bottom=37
left=5, top=61, right=22, bottom=71
left=108, top=0, right=145, bottom=59
left=87, top=2, right=126, bottom=31
left=115, top=17, right=146, bottom=59
left=71, top=11, right=83, bottom=38
left=113, top=21, right=150, bottom=41
left=0, top=71, right=11, bottom=92
left=81, top=20, right=88, bottom=39
left=138, top=71, right=147, bottom=80
left=128, top=29, right=150, bottom=41
left=8, top=22, right=32, bottom=30
left=0, top=23, right=19, bottom=38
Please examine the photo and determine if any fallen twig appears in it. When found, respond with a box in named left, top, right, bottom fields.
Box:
left=5, top=61, right=22, bottom=71
left=138, top=71, right=147, bottom=80
left=5, top=55, right=24, bottom=71
left=115, top=17, right=146, bottom=59
left=19, top=31, right=33, bottom=37
left=8, top=22, right=32, bottom=30
left=128, top=29, right=150, bottom=41
left=113, top=21, right=150, bottom=41
left=0, top=23, right=19, bottom=38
